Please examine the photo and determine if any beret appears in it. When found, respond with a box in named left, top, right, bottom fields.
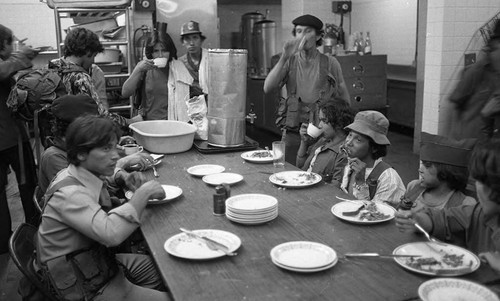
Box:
left=292, top=14, right=323, bottom=31
left=420, top=132, right=477, bottom=167
left=51, top=94, right=98, bottom=123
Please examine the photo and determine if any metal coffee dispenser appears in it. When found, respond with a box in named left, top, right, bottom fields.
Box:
left=207, top=49, right=248, bottom=147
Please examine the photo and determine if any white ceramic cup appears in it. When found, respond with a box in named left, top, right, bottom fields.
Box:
left=153, top=57, right=168, bottom=68
left=123, top=144, right=143, bottom=156
left=307, top=123, right=323, bottom=138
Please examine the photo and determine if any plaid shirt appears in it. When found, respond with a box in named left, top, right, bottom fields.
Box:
left=50, top=58, right=128, bottom=130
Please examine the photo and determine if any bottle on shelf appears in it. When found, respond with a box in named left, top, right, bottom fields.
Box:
left=357, top=32, right=365, bottom=55
left=364, top=31, right=372, bottom=55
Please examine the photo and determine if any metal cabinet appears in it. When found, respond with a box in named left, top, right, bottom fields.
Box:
left=336, top=55, right=387, bottom=111
left=53, top=6, right=134, bottom=117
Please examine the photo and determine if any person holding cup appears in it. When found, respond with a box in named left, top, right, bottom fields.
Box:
left=122, top=27, right=192, bottom=121
left=296, top=100, right=355, bottom=185
left=263, top=14, right=350, bottom=164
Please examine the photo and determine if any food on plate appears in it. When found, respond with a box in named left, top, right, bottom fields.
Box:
left=405, top=253, right=468, bottom=271
left=250, top=151, right=273, bottom=158
left=276, top=172, right=317, bottom=185
left=358, top=202, right=391, bottom=221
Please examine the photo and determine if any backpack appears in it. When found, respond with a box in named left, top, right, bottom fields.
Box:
left=6, top=62, right=87, bottom=122
left=6, top=62, right=87, bottom=150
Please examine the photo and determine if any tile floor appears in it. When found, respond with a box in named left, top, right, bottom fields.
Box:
left=0, top=128, right=419, bottom=301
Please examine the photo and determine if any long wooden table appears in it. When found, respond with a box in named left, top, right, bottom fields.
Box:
left=140, top=147, right=499, bottom=301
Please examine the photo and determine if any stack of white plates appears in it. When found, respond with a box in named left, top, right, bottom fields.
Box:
left=270, top=241, right=338, bottom=273
left=225, top=194, right=278, bottom=225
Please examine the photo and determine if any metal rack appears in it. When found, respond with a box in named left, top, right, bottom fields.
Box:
left=53, top=6, right=134, bottom=116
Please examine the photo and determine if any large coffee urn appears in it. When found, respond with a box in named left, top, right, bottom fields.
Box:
left=253, top=19, right=276, bottom=77
left=207, top=49, right=248, bottom=147
left=241, top=12, right=264, bottom=75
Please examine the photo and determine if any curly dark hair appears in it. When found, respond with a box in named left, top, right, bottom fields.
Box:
left=292, top=27, right=324, bottom=46
left=63, top=28, right=104, bottom=58
left=66, top=115, right=121, bottom=166
left=422, top=161, right=469, bottom=192
left=145, top=30, right=177, bottom=61
left=319, top=100, right=356, bottom=135
left=369, top=140, right=388, bottom=160
left=0, top=24, right=13, bottom=52
left=469, top=139, right=500, bottom=203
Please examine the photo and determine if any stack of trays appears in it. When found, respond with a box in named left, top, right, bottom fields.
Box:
left=225, top=194, right=278, bottom=225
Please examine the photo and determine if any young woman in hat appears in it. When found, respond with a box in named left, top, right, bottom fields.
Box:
left=179, top=20, right=209, bottom=101
left=340, top=110, right=405, bottom=207
left=263, top=14, right=350, bottom=164
left=395, top=138, right=500, bottom=258
left=400, top=132, right=477, bottom=213
left=296, top=100, right=355, bottom=185
left=122, top=28, right=192, bottom=121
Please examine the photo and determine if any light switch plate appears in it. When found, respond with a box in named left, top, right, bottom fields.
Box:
left=464, top=53, right=476, bottom=67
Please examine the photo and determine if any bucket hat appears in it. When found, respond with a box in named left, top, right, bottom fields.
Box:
left=181, top=21, right=202, bottom=36
left=420, top=132, right=476, bottom=167
left=345, top=110, right=390, bottom=145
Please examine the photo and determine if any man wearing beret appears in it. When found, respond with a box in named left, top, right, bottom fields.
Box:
left=264, top=14, right=350, bottom=163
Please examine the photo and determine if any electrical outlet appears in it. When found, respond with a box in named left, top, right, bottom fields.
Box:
left=464, top=53, right=476, bottom=67
left=332, top=1, right=352, bottom=14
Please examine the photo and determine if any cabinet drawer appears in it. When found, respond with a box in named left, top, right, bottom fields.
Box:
left=336, top=55, right=387, bottom=78
left=345, top=76, right=387, bottom=110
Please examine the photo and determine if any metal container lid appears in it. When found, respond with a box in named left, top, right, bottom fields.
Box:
left=208, top=48, right=248, bottom=54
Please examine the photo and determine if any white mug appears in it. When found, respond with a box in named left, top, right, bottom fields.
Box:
left=122, top=144, right=143, bottom=156
left=153, top=57, right=168, bottom=68
left=307, top=123, right=323, bottom=138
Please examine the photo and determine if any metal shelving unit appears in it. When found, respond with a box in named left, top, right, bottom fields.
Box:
left=53, top=6, right=134, bottom=117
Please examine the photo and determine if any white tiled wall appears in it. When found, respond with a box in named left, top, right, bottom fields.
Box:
left=422, top=0, right=499, bottom=134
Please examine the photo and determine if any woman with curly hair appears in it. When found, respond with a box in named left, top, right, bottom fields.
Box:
left=122, top=27, right=192, bottom=121
left=296, top=100, right=355, bottom=186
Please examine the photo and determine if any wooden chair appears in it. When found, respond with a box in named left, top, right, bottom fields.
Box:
left=9, top=223, right=56, bottom=301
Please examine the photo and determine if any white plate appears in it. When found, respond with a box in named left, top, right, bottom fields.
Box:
left=419, top=278, right=499, bottom=301
left=272, top=256, right=338, bottom=273
left=202, top=173, right=244, bottom=186
left=187, top=164, right=225, bottom=177
left=270, top=241, right=337, bottom=269
left=164, top=229, right=241, bottom=260
left=226, top=212, right=278, bottom=224
left=269, top=171, right=322, bottom=188
left=225, top=194, right=278, bottom=212
left=331, top=201, right=396, bottom=224
left=125, top=185, right=182, bottom=204
left=241, top=150, right=274, bottom=163
left=393, top=242, right=481, bottom=276
left=149, top=185, right=183, bottom=205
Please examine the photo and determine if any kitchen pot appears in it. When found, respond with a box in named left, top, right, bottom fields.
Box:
left=95, top=48, right=121, bottom=63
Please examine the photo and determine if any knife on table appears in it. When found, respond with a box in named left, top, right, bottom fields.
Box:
left=179, top=228, right=236, bottom=256
left=345, top=253, right=422, bottom=258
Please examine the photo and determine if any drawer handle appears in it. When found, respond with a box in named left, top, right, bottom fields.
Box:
left=352, top=81, right=365, bottom=91
left=354, top=95, right=362, bottom=103
left=353, top=64, right=364, bottom=74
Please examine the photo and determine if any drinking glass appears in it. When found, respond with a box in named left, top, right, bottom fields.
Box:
left=272, top=141, right=286, bottom=169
